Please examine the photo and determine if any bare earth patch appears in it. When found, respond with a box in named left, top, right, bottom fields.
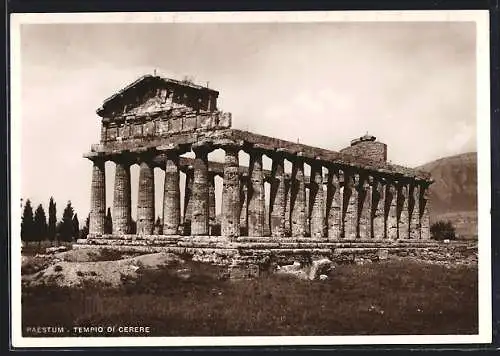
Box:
left=22, top=250, right=184, bottom=288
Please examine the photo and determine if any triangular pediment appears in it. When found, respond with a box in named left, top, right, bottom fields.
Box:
left=97, top=75, right=219, bottom=119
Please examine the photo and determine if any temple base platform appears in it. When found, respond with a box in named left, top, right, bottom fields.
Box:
left=74, top=235, right=477, bottom=278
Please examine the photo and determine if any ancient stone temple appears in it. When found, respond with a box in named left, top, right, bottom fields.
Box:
left=76, top=74, right=436, bottom=273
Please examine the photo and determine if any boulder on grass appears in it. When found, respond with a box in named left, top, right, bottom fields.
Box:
left=46, top=246, right=68, bottom=254
left=276, top=258, right=334, bottom=281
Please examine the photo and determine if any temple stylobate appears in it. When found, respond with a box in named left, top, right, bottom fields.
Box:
left=80, top=74, right=434, bottom=271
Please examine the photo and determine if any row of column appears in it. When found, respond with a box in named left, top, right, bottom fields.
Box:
left=89, top=143, right=431, bottom=240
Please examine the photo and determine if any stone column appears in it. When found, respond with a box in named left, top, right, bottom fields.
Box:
left=208, top=172, right=216, bottom=234
left=89, top=158, right=106, bottom=235
left=385, top=181, right=398, bottom=240
left=309, top=161, right=325, bottom=238
left=326, top=166, right=342, bottom=240
left=247, top=148, right=265, bottom=237
left=284, top=178, right=291, bottom=237
left=420, top=184, right=431, bottom=240
left=162, top=147, right=180, bottom=235
left=191, top=141, right=211, bottom=236
left=359, top=175, right=372, bottom=240
left=112, top=158, right=132, bottom=234
left=183, top=165, right=194, bottom=233
left=409, top=183, right=420, bottom=239
left=239, top=175, right=248, bottom=235
left=290, top=153, right=307, bottom=237
left=397, top=181, right=410, bottom=240
left=270, top=150, right=286, bottom=237
left=343, top=172, right=358, bottom=240
left=137, top=159, right=155, bottom=235
left=221, top=141, right=241, bottom=239
left=372, top=178, right=386, bottom=239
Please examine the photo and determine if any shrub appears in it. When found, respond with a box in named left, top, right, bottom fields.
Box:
left=430, top=220, right=456, bottom=241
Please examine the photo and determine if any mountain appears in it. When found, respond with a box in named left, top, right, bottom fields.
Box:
left=415, top=152, right=477, bottom=239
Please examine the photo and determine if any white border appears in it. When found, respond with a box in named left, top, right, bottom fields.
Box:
left=10, top=10, right=491, bottom=348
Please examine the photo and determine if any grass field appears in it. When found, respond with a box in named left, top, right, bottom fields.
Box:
left=22, top=259, right=478, bottom=336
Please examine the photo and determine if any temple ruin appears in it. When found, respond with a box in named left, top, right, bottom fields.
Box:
left=76, top=74, right=436, bottom=274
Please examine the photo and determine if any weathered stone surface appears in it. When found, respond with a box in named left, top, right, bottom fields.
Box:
left=239, top=178, right=248, bottom=235
left=397, top=182, right=410, bottom=240
left=191, top=143, right=210, bottom=235
left=270, top=152, right=286, bottom=237
left=372, top=179, right=385, bottom=239
left=385, top=182, right=398, bottom=240
left=208, top=172, right=216, bottom=233
left=343, top=172, right=358, bottom=240
left=359, top=175, right=372, bottom=240
left=276, top=258, right=333, bottom=280
left=247, top=150, right=265, bottom=236
left=163, top=151, right=180, bottom=235
left=326, top=167, right=342, bottom=240
left=221, top=144, right=240, bottom=239
left=308, top=258, right=333, bottom=280
left=137, top=161, right=155, bottom=235
left=112, top=161, right=131, bottom=234
left=309, top=162, right=325, bottom=238
left=409, top=184, right=420, bottom=239
left=284, top=179, right=291, bottom=236
left=89, top=159, right=106, bottom=235
left=290, top=155, right=307, bottom=237
left=183, top=166, right=194, bottom=231
left=420, top=185, right=431, bottom=240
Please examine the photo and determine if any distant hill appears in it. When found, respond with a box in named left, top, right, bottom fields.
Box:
left=415, top=152, right=477, bottom=239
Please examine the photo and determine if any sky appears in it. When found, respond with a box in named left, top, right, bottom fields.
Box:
left=18, top=21, right=477, bottom=222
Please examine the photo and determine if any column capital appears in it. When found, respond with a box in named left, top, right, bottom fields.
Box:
left=305, top=156, right=324, bottom=167
left=192, top=139, right=213, bottom=154
left=84, top=151, right=106, bottom=162
left=134, top=147, right=159, bottom=163
left=247, top=143, right=272, bottom=156
left=269, top=147, right=288, bottom=159
left=181, top=164, right=194, bottom=174
left=110, top=150, right=136, bottom=166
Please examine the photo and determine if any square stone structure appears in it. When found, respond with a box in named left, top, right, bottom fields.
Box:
left=77, top=74, right=437, bottom=271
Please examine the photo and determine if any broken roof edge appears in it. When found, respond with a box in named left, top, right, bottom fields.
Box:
left=228, top=129, right=432, bottom=182
left=97, top=74, right=220, bottom=117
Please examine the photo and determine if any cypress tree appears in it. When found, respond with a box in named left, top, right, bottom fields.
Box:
left=21, top=199, right=34, bottom=243
left=33, top=204, right=48, bottom=243
left=60, top=201, right=75, bottom=242
left=48, top=197, right=57, bottom=242
left=72, top=214, right=80, bottom=241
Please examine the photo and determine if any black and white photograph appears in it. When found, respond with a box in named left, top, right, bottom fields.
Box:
left=10, top=10, right=491, bottom=347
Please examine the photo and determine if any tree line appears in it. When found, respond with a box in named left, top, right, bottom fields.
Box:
left=21, top=197, right=166, bottom=244
left=21, top=197, right=89, bottom=244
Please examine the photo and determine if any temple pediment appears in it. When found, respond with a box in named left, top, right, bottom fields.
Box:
left=97, top=75, right=219, bottom=119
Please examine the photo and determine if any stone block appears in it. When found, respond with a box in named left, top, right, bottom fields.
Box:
left=107, top=127, right=118, bottom=141
left=198, top=115, right=213, bottom=129
left=182, top=116, right=197, bottom=131
left=132, top=123, right=143, bottom=137
left=169, top=118, right=181, bottom=133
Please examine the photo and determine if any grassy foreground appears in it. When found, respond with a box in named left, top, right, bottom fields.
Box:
left=22, top=259, right=477, bottom=336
